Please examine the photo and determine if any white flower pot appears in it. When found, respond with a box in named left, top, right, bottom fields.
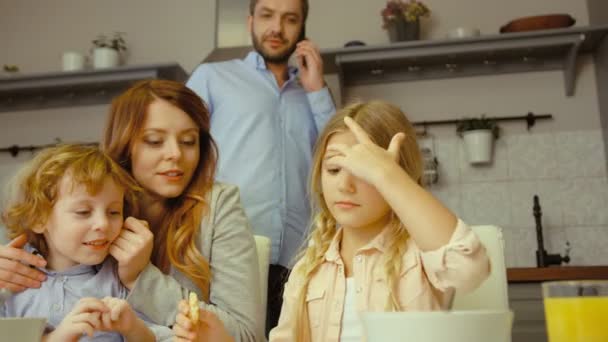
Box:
left=462, top=129, right=494, bottom=165
left=62, top=51, right=85, bottom=71
left=93, top=47, right=120, bottom=69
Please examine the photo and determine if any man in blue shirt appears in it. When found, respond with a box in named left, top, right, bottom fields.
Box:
left=186, top=0, right=335, bottom=334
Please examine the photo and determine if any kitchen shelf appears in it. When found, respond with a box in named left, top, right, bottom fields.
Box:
left=508, top=266, right=608, bottom=283
left=328, top=25, right=608, bottom=96
left=0, top=63, right=187, bottom=112
left=205, top=25, right=608, bottom=96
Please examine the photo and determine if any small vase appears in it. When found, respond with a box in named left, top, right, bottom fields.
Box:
left=387, top=17, right=420, bottom=42
left=93, top=47, right=120, bottom=69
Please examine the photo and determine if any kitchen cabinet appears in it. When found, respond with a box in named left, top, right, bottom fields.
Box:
left=507, top=266, right=608, bottom=342
left=0, top=63, right=187, bottom=113
left=509, top=283, right=547, bottom=342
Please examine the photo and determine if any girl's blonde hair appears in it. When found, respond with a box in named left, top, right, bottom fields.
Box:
left=2, top=144, right=140, bottom=257
left=102, top=80, right=217, bottom=301
left=293, top=101, right=424, bottom=341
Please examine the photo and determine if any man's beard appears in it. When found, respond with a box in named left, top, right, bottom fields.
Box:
left=251, top=32, right=298, bottom=64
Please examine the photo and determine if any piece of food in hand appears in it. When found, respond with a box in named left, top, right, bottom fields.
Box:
left=189, top=292, right=199, bottom=323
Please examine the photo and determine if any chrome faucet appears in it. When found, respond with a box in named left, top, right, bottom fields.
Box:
left=533, top=195, right=571, bottom=267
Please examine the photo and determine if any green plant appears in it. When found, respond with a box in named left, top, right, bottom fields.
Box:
left=381, top=0, right=430, bottom=27
left=92, top=32, right=127, bottom=52
left=3, top=64, right=19, bottom=73
left=456, top=115, right=500, bottom=139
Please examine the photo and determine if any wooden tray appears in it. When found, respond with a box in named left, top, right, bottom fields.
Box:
left=500, top=14, right=575, bottom=33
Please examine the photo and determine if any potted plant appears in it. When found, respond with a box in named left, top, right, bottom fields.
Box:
left=456, top=115, right=500, bottom=165
left=91, top=32, right=127, bottom=69
left=381, top=0, right=430, bottom=42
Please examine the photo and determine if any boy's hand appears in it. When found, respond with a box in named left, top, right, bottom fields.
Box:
left=99, top=297, right=154, bottom=341
left=46, top=297, right=107, bottom=342
left=109, top=217, right=154, bottom=289
left=172, top=300, right=235, bottom=342
left=98, top=297, right=137, bottom=334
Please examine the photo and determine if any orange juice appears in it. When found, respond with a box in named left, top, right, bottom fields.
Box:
left=544, top=297, right=608, bottom=342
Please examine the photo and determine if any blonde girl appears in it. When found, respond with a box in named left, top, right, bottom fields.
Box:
left=270, top=101, right=490, bottom=342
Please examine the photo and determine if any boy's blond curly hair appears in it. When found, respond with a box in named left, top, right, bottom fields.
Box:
left=2, top=143, right=140, bottom=257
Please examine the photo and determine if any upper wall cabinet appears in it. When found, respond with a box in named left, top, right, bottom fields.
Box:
left=0, top=63, right=187, bottom=113
left=205, top=25, right=608, bottom=97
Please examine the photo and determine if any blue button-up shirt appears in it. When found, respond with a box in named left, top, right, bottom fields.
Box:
left=187, top=51, right=335, bottom=266
left=0, top=246, right=172, bottom=341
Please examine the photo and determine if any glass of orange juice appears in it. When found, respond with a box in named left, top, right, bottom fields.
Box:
left=542, top=280, right=608, bottom=342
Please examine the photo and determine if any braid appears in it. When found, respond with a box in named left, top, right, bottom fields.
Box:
left=383, top=215, right=410, bottom=311
left=293, top=211, right=337, bottom=342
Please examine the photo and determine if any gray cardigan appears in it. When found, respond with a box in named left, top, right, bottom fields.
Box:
left=127, top=183, right=263, bottom=342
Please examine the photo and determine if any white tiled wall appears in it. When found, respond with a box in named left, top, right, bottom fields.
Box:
left=428, top=130, right=608, bottom=267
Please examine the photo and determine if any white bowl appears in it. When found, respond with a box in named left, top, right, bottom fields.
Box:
left=362, top=310, right=513, bottom=342
left=0, top=318, right=46, bottom=342
left=447, top=27, right=481, bottom=39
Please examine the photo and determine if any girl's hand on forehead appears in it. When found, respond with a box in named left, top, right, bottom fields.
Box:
left=326, top=117, right=405, bottom=186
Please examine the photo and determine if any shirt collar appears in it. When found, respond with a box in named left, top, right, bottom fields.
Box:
left=244, top=50, right=299, bottom=80
left=25, top=243, right=99, bottom=276
left=323, top=225, right=392, bottom=263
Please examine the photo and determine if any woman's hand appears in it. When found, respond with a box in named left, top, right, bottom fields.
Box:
left=326, top=116, right=405, bottom=187
left=0, top=234, right=47, bottom=292
left=109, top=217, right=154, bottom=289
left=172, top=300, right=235, bottom=342
left=45, top=297, right=107, bottom=342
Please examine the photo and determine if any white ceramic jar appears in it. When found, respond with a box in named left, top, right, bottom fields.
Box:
left=93, top=47, right=120, bottom=69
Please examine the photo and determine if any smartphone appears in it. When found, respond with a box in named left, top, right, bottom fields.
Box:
left=289, top=24, right=307, bottom=69
left=298, top=23, right=306, bottom=43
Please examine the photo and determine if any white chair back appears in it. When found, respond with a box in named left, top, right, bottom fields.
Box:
left=452, top=225, right=509, bottom=310
left=254, top=235, right=271, bottom=327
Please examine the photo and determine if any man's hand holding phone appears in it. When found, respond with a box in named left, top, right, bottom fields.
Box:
left=295, top=39, right=325, bottom=92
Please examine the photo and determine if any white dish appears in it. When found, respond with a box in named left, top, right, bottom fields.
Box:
left=362, top=310, right=513, bottom=342
left=0, top=317, right=46, bottom=342
left=447, top=27, right=481, bottom=39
